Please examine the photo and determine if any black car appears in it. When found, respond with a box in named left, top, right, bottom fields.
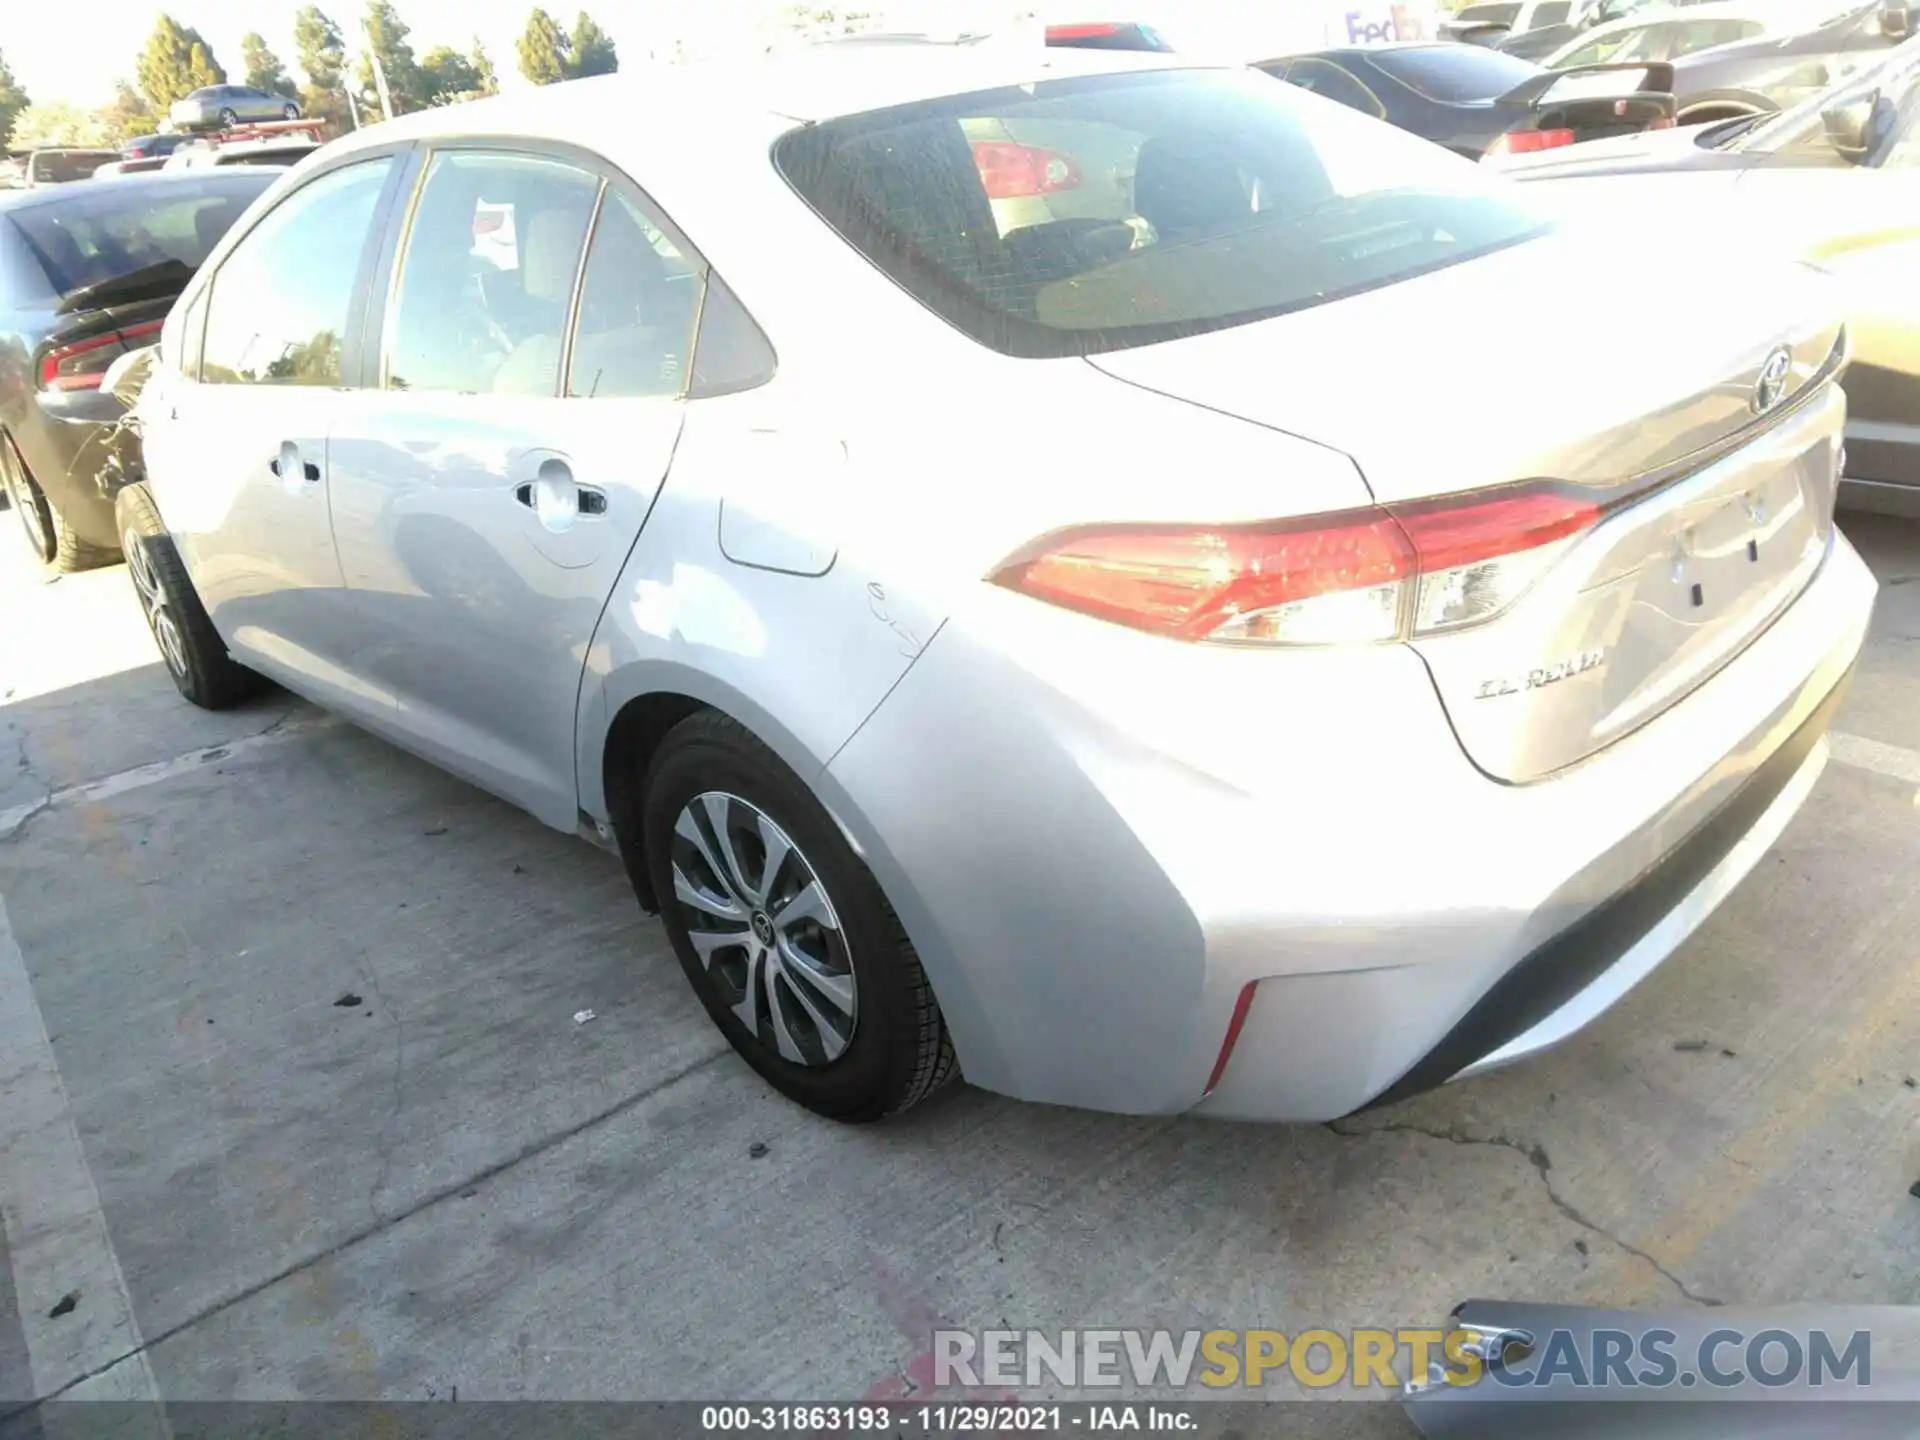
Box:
left=1665, top=0, right=1918, bottom=121
left=0, top=169, right=274, bottom=570
left=122, top=133, right=192, bottom=161
left=1257, top=43, right=1676, bottom=159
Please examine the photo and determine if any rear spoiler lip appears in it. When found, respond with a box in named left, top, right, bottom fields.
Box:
left=1498, top=59, right=1678, bottom=109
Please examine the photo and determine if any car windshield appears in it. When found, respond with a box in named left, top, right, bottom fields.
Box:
left=5, top=174, right=272, bottom=302
left=25, top=151, right=121, bottom=184
left=1737, top=30, right=1920, bottom=150
left=775, top=67, right=1550, bottom=358
left=1371, top=44, right=1542, bottom=101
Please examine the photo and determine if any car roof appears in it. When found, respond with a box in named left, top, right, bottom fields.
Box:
left=330, top=42, right=1194, bottom=142
left=0, top=166, right=273, bottom=214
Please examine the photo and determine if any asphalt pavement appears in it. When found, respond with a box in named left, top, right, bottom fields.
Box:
left=1, top=513, right=1917, bottom=1431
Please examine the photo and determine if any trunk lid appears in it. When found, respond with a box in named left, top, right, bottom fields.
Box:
left=1087, top=228, right=1846, bottom=781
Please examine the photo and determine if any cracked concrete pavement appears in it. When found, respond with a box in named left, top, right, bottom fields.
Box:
left=0, top=515, right=1917, bottom=1428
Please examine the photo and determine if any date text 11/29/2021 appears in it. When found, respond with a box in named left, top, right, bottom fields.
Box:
left=700, top=1405, right=1198, bottom=1432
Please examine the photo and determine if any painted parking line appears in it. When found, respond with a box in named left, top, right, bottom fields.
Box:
left=1828, top=730, right=1920, bottom=790
left=0, top=714, right=337, bottom=841
left=0, top=896, right=166, bottom=1432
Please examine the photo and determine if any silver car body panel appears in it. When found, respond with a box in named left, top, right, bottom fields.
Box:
left=137, top=52, right=1877, bottom=1119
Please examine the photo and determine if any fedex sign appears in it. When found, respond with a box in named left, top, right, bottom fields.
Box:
left=1342, top=3, right=1434, bottom=43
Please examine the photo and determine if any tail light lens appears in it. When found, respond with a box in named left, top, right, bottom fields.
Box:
left=1045, top=22, right=1123, bottom=39
left=39, top=319, right=164, bottom=392
left=990, top=483, right=1606, bottom=647
left=1488, top=128, right=1577, bottom=155
left=970, top=141, right=1082, bottom=199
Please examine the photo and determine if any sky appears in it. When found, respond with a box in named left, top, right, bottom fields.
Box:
left=1, top=0, right=1425, bottom=107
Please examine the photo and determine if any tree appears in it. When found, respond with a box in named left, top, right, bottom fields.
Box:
left=517, top=8, right=571, bottom=85
left=568, top=11, right=618, bottom=77
left=101, top=80, right=157, bottom=144
left=294, top=5, right=346, bottom=90
left=355, top=0, right=423, bottom=115
left=7, top=102, right=113, bottom=150
left=418, top=45, right=480, bottom=106
left=242, top=34, right=292, bottom=95
left=471, top=39, right=499, bottom=95
left=137, top=16, right=227, bottom=109
left=0, top=50, right=29, bottom=152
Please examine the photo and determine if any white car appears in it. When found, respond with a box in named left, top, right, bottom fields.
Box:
left=1542, top=0, right=1840, bottom=66
left=121, top=44, right=1874, bottom=1123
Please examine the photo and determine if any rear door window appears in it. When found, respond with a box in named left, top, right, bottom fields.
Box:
left=383, top=149, right=602, bottom=396
left=776, top=68, right=1547, bottom=359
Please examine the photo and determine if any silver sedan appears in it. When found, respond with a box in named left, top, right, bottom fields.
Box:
left=167, top=84, right=301, bottom=131
left=121, top=46, right=1874, bottom=1123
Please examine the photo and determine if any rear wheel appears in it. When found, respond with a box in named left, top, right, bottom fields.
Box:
left=2, top=433, right=116, bottom=572
left=217, top=107, right=238, bottom=127
left=115, top=483, right=263, bottom=709
left=639, top=711, right=956, bottom=1122
left=282, top=103, right=300, bottom=119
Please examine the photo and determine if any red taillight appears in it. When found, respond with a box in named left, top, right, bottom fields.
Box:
left=1647, top=116, right=1676, bottom=130
left=1045, top=22, right=1124, bottom=39
left=1490, top=127, right=1578, bottom=155
left=990, top=483, right=1606, bottom=646
left=970, top=140, right=1082, bottom=200
left=39, top=318, right=164, bottom=391
left=473, top=212, right=504, bottom=234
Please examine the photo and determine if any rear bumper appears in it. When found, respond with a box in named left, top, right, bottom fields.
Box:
left=821, top=532, right=1876, bottom=1122
left=8, top=394, right=136, bottom=551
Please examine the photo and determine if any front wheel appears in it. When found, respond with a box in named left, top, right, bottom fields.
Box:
left=639, top=712, right=956, bottom=1122
left=115, top=484, right=263, bottom=709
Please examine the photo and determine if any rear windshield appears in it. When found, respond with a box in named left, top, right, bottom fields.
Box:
left=1371, top=44, right=1541, bottom=101
left=774, top=67, right=1548, bottom=358
left=6, top=174, right=272, bottom=301
left=1456, top=3, right=1524, bottom=23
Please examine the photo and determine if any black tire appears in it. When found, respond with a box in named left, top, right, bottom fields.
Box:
left=2, top=432, right=116, bottom=572
left=217, top=107, right=238, bottom=127
left=283, top=103, right=300, bottom=120
left=115, top=483, right=263, bottom=709
left=640, top=711, right=957, bottom=1122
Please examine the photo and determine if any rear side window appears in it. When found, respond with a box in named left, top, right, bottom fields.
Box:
left=774, top=68, right=1547, bottom=359
left=1528, top=2, right=1572, bottom=26
left=1672, top=18, right=1762, bottom=55
left=1372, top=44, right=1541, bottom=102
left=7, top=175, right=271, bottom=300
left=385, top=149, right=601, bottom=396
left=201, top=158, right=394, bottom=386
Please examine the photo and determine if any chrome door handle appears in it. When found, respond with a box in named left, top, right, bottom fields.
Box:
left=513, top=465, right=604, bottom=534
left=269, top=444, right=320, bottom=483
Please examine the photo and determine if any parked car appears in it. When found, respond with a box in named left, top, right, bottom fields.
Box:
left=123, top=48, right=1872, bottom=1125
left=1042, top=21, right=1176, bottom=50
left=22, top=149, right=124, bottom=187
left=93, top=157, right=172, bottom=179
left=1445, top=0, right=1727, bottom=54
left=122, top=132, right=193, bottom=161
left=1493, top=32, right=1920, bottom=514
left=1541, top=1, right=1780, bottom=67
left=1657, top=0, right=1918, bottom=119
left=1258, top=44, right=1677, bottom=156
left=164, top=139, right=319, bottom=170
left=168, top=85, right=302, bottom=132
left=0, top=169, right=275, bottom=569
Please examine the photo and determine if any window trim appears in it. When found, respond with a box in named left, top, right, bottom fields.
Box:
left=1284, top=58, right=1389, bottom=120
left=361, top=134, right=734, bottom=404
left=181, top=142, right=414, bottom=392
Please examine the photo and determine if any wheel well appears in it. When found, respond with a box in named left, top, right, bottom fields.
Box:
left=601, top=691, right=711, bottom=912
